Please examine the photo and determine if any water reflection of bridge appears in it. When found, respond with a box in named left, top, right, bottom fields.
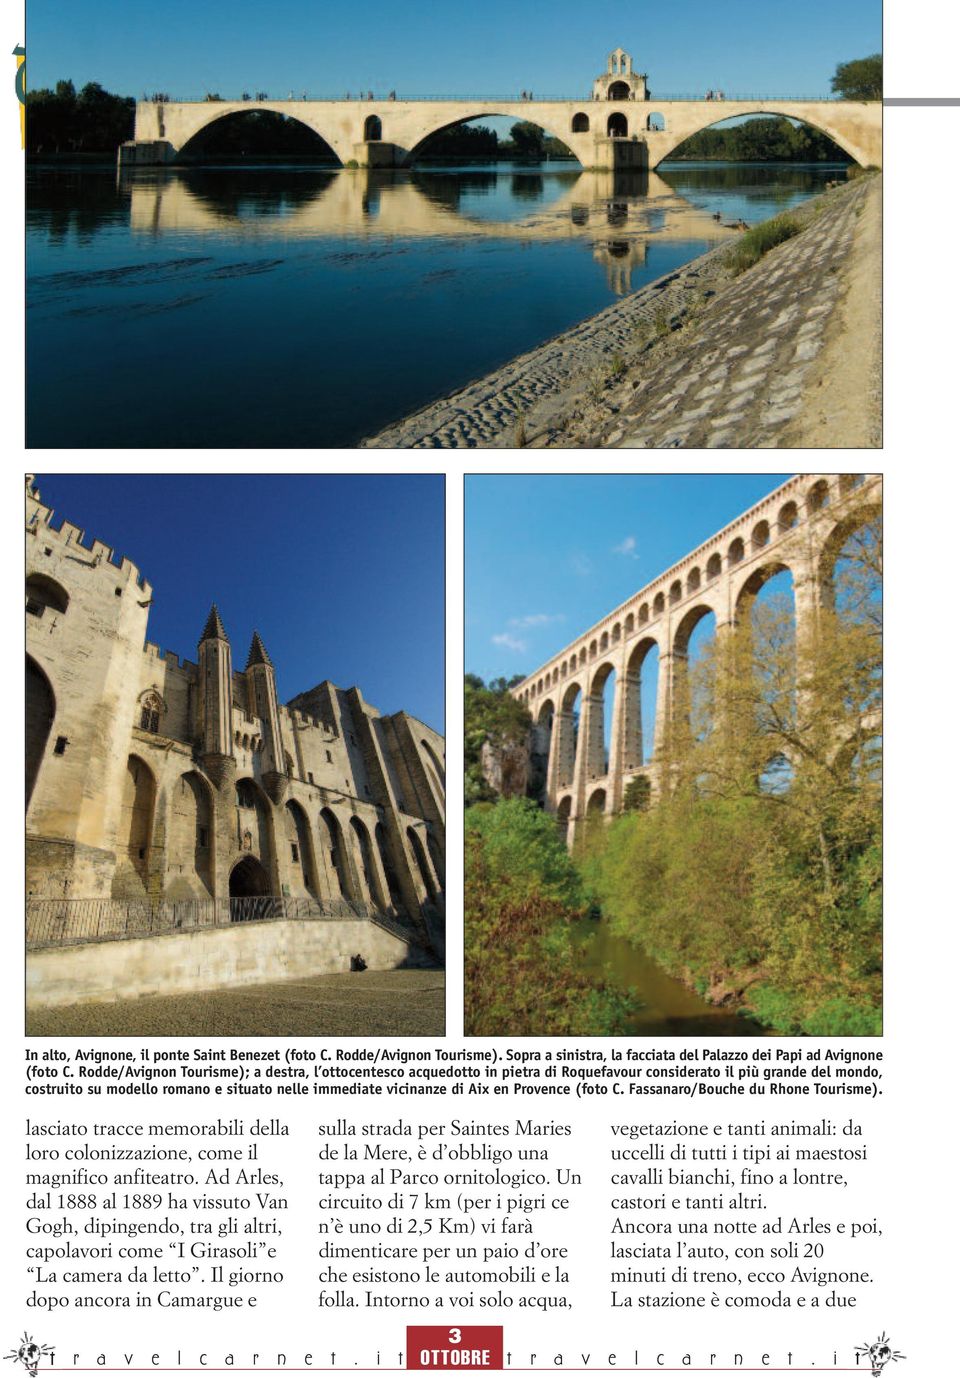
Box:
left=122, top=167, right=737, bottom=296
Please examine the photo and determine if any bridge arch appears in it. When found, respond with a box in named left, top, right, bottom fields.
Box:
left=734, top=559, right=794, bottom=618
left=651, top=105, right=874, bottom=169
left=554, top=680, right=584, bottom=791
left=673, top=602, right=720, bottom=740
left=169, top=103, right=348, bottom=165
left=817, top=501, right=882, bottom=610
left=405, top=111, right=581, bottom=167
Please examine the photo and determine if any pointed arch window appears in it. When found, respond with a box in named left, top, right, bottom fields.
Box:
left=138, top=690, right=165, bottom=734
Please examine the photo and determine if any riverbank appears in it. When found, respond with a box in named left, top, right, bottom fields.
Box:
left=363, top=173, right=880, bottom=449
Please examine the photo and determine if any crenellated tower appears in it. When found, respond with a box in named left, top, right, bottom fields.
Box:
left=245, top=632, right=287, bottom=804
left=197, top=604, right=236, bottom=790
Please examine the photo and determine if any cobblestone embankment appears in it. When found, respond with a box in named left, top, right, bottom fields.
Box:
left=362, top=175, right=880, bottom=450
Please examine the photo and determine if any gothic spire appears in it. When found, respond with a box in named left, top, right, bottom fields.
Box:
left=199, top=603, right=228, bottom=643
left=245, top=630, right=273, bottom=669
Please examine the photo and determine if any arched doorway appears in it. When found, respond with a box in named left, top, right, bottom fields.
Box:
left=607, top=112, right=628, bottom=138
left=229, top=855, right=272, bottom=920
left=364, top=114, right=382, bottom=141
left=608, top=81, right=631, bottom=101
left=26, top=656, right=55, bottom=811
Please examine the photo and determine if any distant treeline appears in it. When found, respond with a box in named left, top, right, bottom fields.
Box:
left=27, top=81, right=134, bottom=155
left=416, top=121, right=573, bottom=162
left=179, top=110, right=339, bottom=161
left=671, top=116, right=852, bottom=163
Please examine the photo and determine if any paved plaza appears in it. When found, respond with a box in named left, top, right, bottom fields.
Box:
left=27, top=968, right=445, bottom=1038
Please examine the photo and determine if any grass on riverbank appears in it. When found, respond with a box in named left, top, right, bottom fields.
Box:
left=727, top=213, right=801, bottom=275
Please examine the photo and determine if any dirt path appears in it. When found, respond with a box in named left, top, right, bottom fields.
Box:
left=781, top=177, right=881, bottom=448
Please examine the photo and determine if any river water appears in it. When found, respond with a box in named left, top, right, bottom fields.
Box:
left=26, top=161, right=843, bottom=448
left=571, top=918, right=766, bottom=1037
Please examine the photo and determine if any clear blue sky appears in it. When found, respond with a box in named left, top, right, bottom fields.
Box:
left=35, top=474, right=445, bottom=733
left=26, top=2, right=880, bottom=99
left=466, top=474, right=790, bottom=685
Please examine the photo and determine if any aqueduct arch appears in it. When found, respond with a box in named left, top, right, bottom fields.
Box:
left=514, top=474, right=881, bottom=841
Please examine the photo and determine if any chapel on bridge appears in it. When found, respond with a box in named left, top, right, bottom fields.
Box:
left=593, top=48, right=650, bottom=102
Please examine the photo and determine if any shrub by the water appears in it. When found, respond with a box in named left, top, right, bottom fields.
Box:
left=727, top=214, right=801, bottom=276
left=464, top=801, right=633, bottom=1036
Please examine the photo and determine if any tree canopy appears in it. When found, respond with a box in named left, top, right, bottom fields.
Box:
left=831, top=54, right=882, bottom=101
left=26, top=80, right=134, bottom=155
left=670, top=116, right=851, bottom=163
left=464, top=674, right=532, bottom=806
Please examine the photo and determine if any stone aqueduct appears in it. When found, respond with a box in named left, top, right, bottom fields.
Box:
left=511, top=474, right=881, bottom=840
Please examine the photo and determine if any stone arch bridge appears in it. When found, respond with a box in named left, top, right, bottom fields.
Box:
left=125, top=96, right=882, bottom=170
left=511, top=474, right=881, bottom=842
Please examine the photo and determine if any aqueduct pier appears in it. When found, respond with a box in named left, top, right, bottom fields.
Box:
left=123, top=96, right=882, bottom=171
left=511, top=474, right=881, bottom=839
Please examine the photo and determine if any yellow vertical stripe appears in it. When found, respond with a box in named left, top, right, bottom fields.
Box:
left=15, top=49, right=25, bottom=148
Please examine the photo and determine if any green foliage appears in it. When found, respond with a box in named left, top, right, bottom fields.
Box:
left=509, top=121, right=546, bottom=157
left=464, top=812, right=633, bottom=1036
left=831, top=54, right=882, bottom=102
left=726, top=213, right=801, bottom=275
left=27, top=79, right=135, bottom=155
left=622, top=776, right=651, bottom=812
left=467, top=798, right=582, bottom=907
left=577, top=509, right=882, bottom=1035
left=671, top=116, right=852, bottom=164
left=464, top=673, right=532, bottom=806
